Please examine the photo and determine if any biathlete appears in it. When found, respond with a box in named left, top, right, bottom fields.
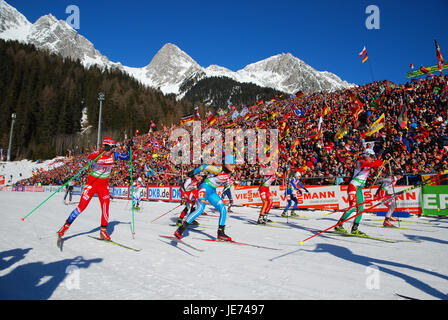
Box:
left=375, top=171, right=403, bottom=227
left=335, top=149, right=384, bottom=236
left=257, top=168, right=282, bottom=224
left=63, top=179, right=75, bottom=205
left=176, top=171, right=203, bottom=226
left=57, top=137, right=131, bottom=241
left=132, top=177, right=145, bottom=211
left=281, top=171, right=309, bottom=217
left=174, top=155, right=237, bottom=241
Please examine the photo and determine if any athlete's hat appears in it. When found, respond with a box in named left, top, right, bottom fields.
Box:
left=102, top=136, right=116, bottom=146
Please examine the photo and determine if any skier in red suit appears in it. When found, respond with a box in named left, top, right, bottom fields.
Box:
left=57, top=137, right=131, bottom=241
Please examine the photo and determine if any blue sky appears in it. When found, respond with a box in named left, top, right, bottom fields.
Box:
left=7, top=0, right=448, bottom=86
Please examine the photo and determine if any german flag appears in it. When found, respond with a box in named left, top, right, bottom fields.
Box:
left=180, top=115, right=194, bottom=126
left=224, top=121, right=237, bottom=128
left=207, top=113, right=217, bottom=126
left=296, top=91, right=305, bottom=98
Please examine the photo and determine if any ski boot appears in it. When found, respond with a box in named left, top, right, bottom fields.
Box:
left=174, top=222, right=189, bottom=240
left=290, top=210, right=299, bottom=217
left=351, top=223, right=367, bottom=237
left=334, top=223, right=348, bottom=234
left=257, top=215, right=266, bottom=224
left=263, top=214, right=273, bottom=223
left=383, top=218, right=395, bottom=228
left=217, top=225, right=232, bottom=241
left=281, top=211, right=288, bottom=218
left=100, top=226, right=111, bottom=241
left=57, top=222, right=71, bottom=237
left=176, top=218, right=183, bottom=227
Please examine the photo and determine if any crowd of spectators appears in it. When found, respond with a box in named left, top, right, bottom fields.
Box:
left=17, top=75, right=448, bottom=187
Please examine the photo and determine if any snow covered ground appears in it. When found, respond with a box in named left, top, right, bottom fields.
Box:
left=0, top=191, right=447, bottom=301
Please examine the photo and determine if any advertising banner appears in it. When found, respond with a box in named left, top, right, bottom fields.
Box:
left=421, top=185, right=448, bottom=216
left=217, top=185, right=421, bottom=214
left=147, top=187, right=171, bottom=201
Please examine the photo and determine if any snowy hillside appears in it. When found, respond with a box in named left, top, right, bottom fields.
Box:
left=0, top=191, right=447, bottom=301
left=0, top=0, right=355, bottom=98
left=0, top=158, right=65, bottom=185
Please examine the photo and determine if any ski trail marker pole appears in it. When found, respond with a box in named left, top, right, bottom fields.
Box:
left=130, top=147, right=135, bottom=237
left=21, top=152, right=103, bottom=221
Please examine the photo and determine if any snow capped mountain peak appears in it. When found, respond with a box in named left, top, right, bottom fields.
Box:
left=237, top=52, right=354, bottom=94
left=140, top=43, right=204, bottom=94
left=0, top=0, right=31, bottom=41
left=0, top=0, right=355, bottom=97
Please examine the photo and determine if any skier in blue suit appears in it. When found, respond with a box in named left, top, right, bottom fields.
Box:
left=174, top=155, right=236, bottom=241
left=282, top=171, right=309, bottom=217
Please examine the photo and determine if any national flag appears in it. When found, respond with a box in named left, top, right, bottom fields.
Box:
left=194, top=106, right=201, bottom=119
left=180, top=115, right=194, bottom=126
left=435, top=40, right=444, bottom=64
left=335, top=125, right=348, bottom=140
left=322, top=105, right=329, bottom=117
left=296, top=91, right=305, bottom=98
left=309, top=128, right=322, bottom=140
left=409, top=63, right=414, bottom=69
left=257, top=99, right=264, bottom=106
left=207, top=113, right=217, bottom=126
left=292, top=139, right=300, bottom=152
left=420, top=66, right=430, bottom=74
left=359, top=46, right=368, bottom=63
left=365, top=113, right=385, bottom=137
left=398, top=104, right=408, bottom=129
left=240, top=106, right=249, bottom=118
left=224, top=121, right=237, bottom=128
left=349, top=92, right=364, bottom=119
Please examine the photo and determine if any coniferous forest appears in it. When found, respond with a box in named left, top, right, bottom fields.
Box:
left=0, top=40, right=193, bottom=160
left=0, top=40, right=285, bottom=161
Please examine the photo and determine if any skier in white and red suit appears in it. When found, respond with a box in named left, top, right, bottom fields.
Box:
left=176, top=170, right=203, bottom=226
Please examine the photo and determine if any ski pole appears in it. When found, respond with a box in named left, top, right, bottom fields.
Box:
left=368, top=158, right=390, bottom=191
left=21, top=152, right=104, bottom=221
left=300, top=174, right=448, bottom=245
left=149, top=203, right=182, bottom=224
left=388, top=161, right=400, bottom=227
